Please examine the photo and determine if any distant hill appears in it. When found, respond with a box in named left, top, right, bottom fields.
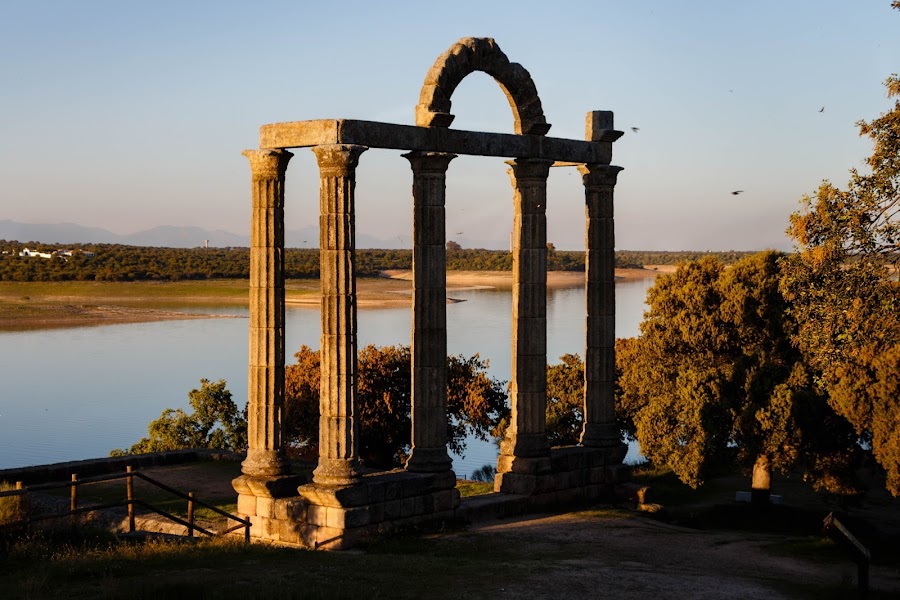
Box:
left=0, top=220, right=409, bottom=249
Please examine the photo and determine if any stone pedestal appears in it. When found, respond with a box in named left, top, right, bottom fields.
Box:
left=403, top=151, right=456, bottom=473
left=232, top=469, right=460, bottom=550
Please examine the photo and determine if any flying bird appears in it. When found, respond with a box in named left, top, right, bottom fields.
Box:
left=631, top=127, right=640, bottom=133
left=731, top=190, right=744, bottom=195
left=819, top=106, right=825, bottom=113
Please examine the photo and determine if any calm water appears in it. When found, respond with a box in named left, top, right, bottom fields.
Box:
left=0, top=278, right=654, bottom=475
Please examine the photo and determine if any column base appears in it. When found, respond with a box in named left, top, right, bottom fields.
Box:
left=232, top=473, right=307, bottom=499
left=580, top=422, right=625, bottom=452
left=313, top=458, right=364, bottom=486
left=241, top=449, right=290, bottom=479
left=499, top=431, right=550, bottom=459
left=405, top=447, right=453, bottom=473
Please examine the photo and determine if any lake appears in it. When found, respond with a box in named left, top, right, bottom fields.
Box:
left=0, top=277, right=655, bottom=476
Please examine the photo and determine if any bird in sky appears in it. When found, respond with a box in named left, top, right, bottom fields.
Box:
left=732, top=190, right=744, bottom=195
left=819, top=106, right=825, bottom=113
left=631, top=127, right=640, bottom=133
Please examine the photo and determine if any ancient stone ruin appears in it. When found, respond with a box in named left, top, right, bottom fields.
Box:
left=232, top=37, right=627, bottom=548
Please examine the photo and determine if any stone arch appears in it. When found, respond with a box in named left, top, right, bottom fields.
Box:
left=415, top=37, right=551, bottom=135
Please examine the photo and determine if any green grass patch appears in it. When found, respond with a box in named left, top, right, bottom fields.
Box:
left=456, top=480, right=493, bottom=497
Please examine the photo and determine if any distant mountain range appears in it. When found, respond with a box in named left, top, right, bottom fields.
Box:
left=0, top=220, right=409, bottom=249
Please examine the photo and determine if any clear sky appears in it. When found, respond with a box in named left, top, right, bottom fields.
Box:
left=1, top=1, right=898, bottom=251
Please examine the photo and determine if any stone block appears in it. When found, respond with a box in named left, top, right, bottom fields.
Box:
left=325, top=505, right=371, bottom=529
left=414, top=496, right=426, bottom=516
left=262, top=516, right=281, bottom=541
left=495, top=472, right=536, bottom=495
left=278, top=520, right=302, bottom=545
left=421, top=493, right=435, bottom=514
left=369, top=501, right=385, bottom=524
left=237, top=493, right=257, bottom=517
left=428, top=470, right=457, bottom=491
left=256, top=496, right=276, bottom=519
left=400, top=497, right=417, bottom=518
left=432, top=489, right=458, bottom=512
left=276, top=498, right=307, bottom=521
left=315, top=526, right=348, bottom=550
left=399, top=475, right=429, bottom=498
left=307, top=504, right=328, bottom=527
left=297, top=482, right=370, bottom=508
left=384, top=499, right=402, bottom=520
left=365, top=480, right=385, bottom=504
left=245, top=474, right=307, bottom=498
left=383, top=479, right=401, bottom=501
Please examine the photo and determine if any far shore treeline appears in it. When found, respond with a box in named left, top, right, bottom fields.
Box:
left=0, top=241, right=756, bottom=282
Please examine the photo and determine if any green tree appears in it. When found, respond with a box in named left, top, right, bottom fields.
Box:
left=618, top=253, right=856, bottom=498
left=114, top=379, right=247, bottom=455
left=782, top=70, right=900, bottom=494
left=545, top=353, right=584, bottom=446
left=285, top=345, right=509, bottom=469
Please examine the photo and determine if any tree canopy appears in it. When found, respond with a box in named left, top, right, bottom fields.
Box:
left=617, top=252, right=857, bottom=493
left=284, top=344, right=509, bottom=469
left=782, top=72, right=900, bottom=494
left=112, top=379, right=247, bottom=455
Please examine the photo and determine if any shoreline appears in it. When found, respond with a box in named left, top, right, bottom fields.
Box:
left=0, top=268, right=667, bottom=331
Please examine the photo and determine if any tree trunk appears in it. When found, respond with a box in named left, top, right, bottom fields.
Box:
left=751, top=454, right=771, bottom=507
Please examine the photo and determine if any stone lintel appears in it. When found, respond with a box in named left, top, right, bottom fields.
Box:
left=260, top=119, right=616, bottom=163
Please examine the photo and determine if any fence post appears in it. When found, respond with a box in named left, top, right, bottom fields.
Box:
left=126, top=466, right=135, bottom=533
left=187, top=492, right=195, bottom=538
left=70, top=474, right=77, bottom=513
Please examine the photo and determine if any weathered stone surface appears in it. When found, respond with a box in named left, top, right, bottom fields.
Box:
left=260, top=119, right=616, bottom=163
left=414, top=38, right=551, bottom=135
left=239, top=37, right=628, bottom=550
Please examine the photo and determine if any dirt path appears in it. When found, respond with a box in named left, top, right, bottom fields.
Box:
left=454, top=512, right=874, bottom=599
left=115, top=461, right=900, bottom=598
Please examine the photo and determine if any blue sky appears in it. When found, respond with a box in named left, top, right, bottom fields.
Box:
left=1, top=1, right=898, bottom=250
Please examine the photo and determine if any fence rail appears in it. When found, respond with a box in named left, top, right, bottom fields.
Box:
left=0, top=465, right=250, bottom=543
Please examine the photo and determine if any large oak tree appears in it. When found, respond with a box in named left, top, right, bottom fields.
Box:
left=782, top=70, right=900, bottom=494
left=617, top=253, right=857, bottom=498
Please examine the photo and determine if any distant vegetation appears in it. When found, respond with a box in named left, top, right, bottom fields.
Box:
left=0, top=241, right=757, bottom=282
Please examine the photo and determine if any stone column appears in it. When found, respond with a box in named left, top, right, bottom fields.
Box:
left=403, top=151, right=456, bottom=473
left=241, top=149, right=292, bottom=479
left=578, top=162, right=624, bottom=449
left=312, top=144, right=367, bottom=486
left=499, top=158, right=553, bottom=471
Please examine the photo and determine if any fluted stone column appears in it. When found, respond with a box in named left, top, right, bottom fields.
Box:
left=312, top=144, right=367, bottom=486
left=499, top=158, right=553, bottom=471
left=403, top=151, right=456, bottom=473
left=241, top=149, right=292, bottom=479
left=579, top=162, right=623, bottom=448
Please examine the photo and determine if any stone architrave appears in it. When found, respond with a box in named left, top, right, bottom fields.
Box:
left=403, top=151, right=456, bottom=473
left=241, top=149, right=292, bottom=479
left=312, top=144, right=367, bottom=486
left=499, top=158, right=553, bottom=468
left=579, top=162, right=624, bottom=448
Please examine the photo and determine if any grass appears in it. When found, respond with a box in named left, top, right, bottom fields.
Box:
left=0, top=524, right=533, bottom=599
left=455, top=481, right=493, bottom=497
left=0, top=481, right=28, bottom=524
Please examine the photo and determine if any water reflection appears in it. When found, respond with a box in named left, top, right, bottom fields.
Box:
left=0, top=278, right=654, bottom=472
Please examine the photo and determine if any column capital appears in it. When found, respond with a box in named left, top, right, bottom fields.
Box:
left=402, top=151, right=457, bottom=174
left=312, top=144, right=367, bottom=177
left=578, top=163, right=623, bottom=188
left=505, top=158, right=553, bottom=182
left=242, top=148, right=293, bottom=179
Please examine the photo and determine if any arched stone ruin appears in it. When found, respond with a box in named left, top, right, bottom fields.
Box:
left=232, top=37, right=627, bottom=549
